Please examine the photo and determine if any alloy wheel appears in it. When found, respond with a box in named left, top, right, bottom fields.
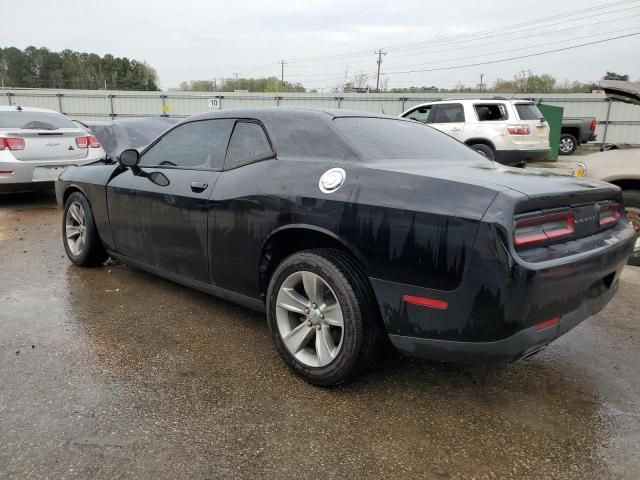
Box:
left=275, top=271, right=345, bottom=368
left=65, top=201, right=87, bottom=256
left=559, top=137, right=574, bottom=153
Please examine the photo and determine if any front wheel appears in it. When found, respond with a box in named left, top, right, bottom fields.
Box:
left=63, top=192, right=108, bottom=266
left=623, top=190, right=640, bottom=266
left=266, top=249, right=381, bottom=386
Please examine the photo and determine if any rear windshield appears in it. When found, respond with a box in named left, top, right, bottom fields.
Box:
left=333, top=117, right=485, bottom=161
left=515, top=103, right=543, bottom=121
left=0, top=111, right=76, bottom=130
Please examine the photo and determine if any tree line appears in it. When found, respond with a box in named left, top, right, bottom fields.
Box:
left=0, top=46, right=159, bottom=90
left=179, top=77, right=305, bottom=93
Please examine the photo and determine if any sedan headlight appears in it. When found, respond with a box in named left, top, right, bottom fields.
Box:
left=574, top=162, right=587, bottom=177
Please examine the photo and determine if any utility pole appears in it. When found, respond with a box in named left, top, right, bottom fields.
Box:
left=279, top=60, right=287, bottom=89
left=479, top=73, right=485, bottom=93
left=233, top=73, right=239, bottom=81
left=374, top=49, right=387, bottom=93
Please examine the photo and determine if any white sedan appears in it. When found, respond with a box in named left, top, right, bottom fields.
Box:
left=0, top=106, right=106, bottom=193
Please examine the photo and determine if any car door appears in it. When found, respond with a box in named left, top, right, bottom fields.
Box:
left=208, top=120, right=276, bottom=295
left=430, top=103, right=465, bottom=140
left=106, top=118, right=235, bottom=283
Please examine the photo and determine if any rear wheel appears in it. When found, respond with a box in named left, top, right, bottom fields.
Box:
left=266, top=249, right=381, bottom=386
left=559, top=133, right=577, bottom=155
left=63, top=192, right=108, bottom=266
left=623, top=190, right=640, bottom=266
left=470, top=143, right=495, bottom=160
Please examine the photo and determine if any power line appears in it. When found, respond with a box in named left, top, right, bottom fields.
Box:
left=283, top=23, right=640, bottom=81
left=284, top=0, right=639, bottom=64
left=385, top=32, right=640, bottom=75
left=310, top=30, right=639, bottom=91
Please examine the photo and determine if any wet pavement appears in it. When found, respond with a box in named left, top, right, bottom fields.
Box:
left=1, top=191, right=639, bottom=479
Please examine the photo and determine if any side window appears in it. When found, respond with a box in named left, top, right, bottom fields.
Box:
left=432, top=104, right=465, bottom=123
left=474, top=104, right=508, bottom=121
left=224, top=121, right=274, bottom=170
left=140, top=119, right=234, bottom=170
left=405, top=106, right=432, bottom=124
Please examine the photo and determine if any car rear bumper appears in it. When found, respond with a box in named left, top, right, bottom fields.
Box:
left=0, top=154, right=103, bottom=187
left=371, top=220, right=635, bottom=363
left=388, top=279, right=616, bottom=363
left=494, top=149, right=550, bottom=165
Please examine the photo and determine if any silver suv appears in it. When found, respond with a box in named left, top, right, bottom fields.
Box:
left=400, top=99, right=551, bottom=167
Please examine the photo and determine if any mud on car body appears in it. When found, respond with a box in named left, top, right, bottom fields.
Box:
left=55, top=108, right=635, bottom=385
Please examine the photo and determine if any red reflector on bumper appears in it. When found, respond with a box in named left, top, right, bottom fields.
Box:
left=402, top=295, right=448, bottom=310
left=533, top=317, right=560, bottom=330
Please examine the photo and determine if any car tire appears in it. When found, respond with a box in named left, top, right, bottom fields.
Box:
left=62, top=191, right=108, bottom=267
left=623, top=190, right=640, bottom=266
left=559, top=133, right=577, bottom=155
left=470, top=143, right=495, bottom=160
left=266, top=248, right=382, bottom=386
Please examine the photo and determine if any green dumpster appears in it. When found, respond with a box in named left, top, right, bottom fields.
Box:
left=537, top=102, right=563, bottom=161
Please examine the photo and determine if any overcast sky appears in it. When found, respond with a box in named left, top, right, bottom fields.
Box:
left=2, top=0, right=639, bottom=90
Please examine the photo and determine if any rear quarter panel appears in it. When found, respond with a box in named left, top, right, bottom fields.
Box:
left=209, top=158, right=501, bottom=298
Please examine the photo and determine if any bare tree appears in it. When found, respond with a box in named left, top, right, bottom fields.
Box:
left=353, top=71, right=368, bottom=90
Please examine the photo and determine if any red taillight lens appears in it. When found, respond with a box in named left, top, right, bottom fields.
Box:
left=591, top=119, right=597, bottom=132
left=75, top=135, right=100, bottom=149
left=0, top=137, right=25, bottom=151
left=507, top=125, right=531, bottom=135
left=514, top=212, right=575, bottom=247
left=599, top=203, right=621, bottom=227
left=534, top=317, right=560, bottom=330
left=403, top=295, right=448, bottom=310
left=87, top=135, right=101, bottom=148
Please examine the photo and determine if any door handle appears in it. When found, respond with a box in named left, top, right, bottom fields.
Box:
left=450, top=127, right=462, bottom=132
left=191, top=181, right=208, bottom=193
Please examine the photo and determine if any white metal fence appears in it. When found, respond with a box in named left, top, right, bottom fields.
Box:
left=2, top=89, right=639, bottom=144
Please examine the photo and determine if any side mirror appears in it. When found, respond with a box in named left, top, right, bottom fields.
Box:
left=118, top=149, right=140, bottom=168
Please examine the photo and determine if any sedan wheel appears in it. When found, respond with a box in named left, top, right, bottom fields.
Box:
left=266, top=249, right=382, bottom=386
left=275, top=271, right=344, bottom=367
left=65, top=201, right=87, bottom=257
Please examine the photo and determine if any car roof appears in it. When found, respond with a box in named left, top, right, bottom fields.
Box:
left=186, top=106, right=402, bottom=123
left=406, top=98, right=535, bottom=109
left=0, top=105, right=63, bottom=114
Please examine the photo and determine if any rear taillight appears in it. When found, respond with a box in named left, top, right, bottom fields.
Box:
left=75, top=135, right=101, bottom=149
left=591, top=119, right=597, bottom=132
left=514, top=212, right=575, bottom=247
left=599, top=203, right=621, bottom=227
left=0, top=137, right=25, bottom=151
left=507, top=125, right=530, bottom=135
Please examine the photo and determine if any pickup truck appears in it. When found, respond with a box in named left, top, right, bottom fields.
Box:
left=560, top=117, right=597, bottom=155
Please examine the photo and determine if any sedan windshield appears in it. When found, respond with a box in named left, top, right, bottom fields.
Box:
left=0, top=111, right=76, bottom=130
left=333, top=117, right=486, bottom=162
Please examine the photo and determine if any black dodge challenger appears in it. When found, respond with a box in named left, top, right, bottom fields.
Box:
left=55, top=108, right=636, bottom=385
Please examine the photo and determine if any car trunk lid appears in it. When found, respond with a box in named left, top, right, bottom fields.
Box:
left=2, top=128, right=89, bottom=161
